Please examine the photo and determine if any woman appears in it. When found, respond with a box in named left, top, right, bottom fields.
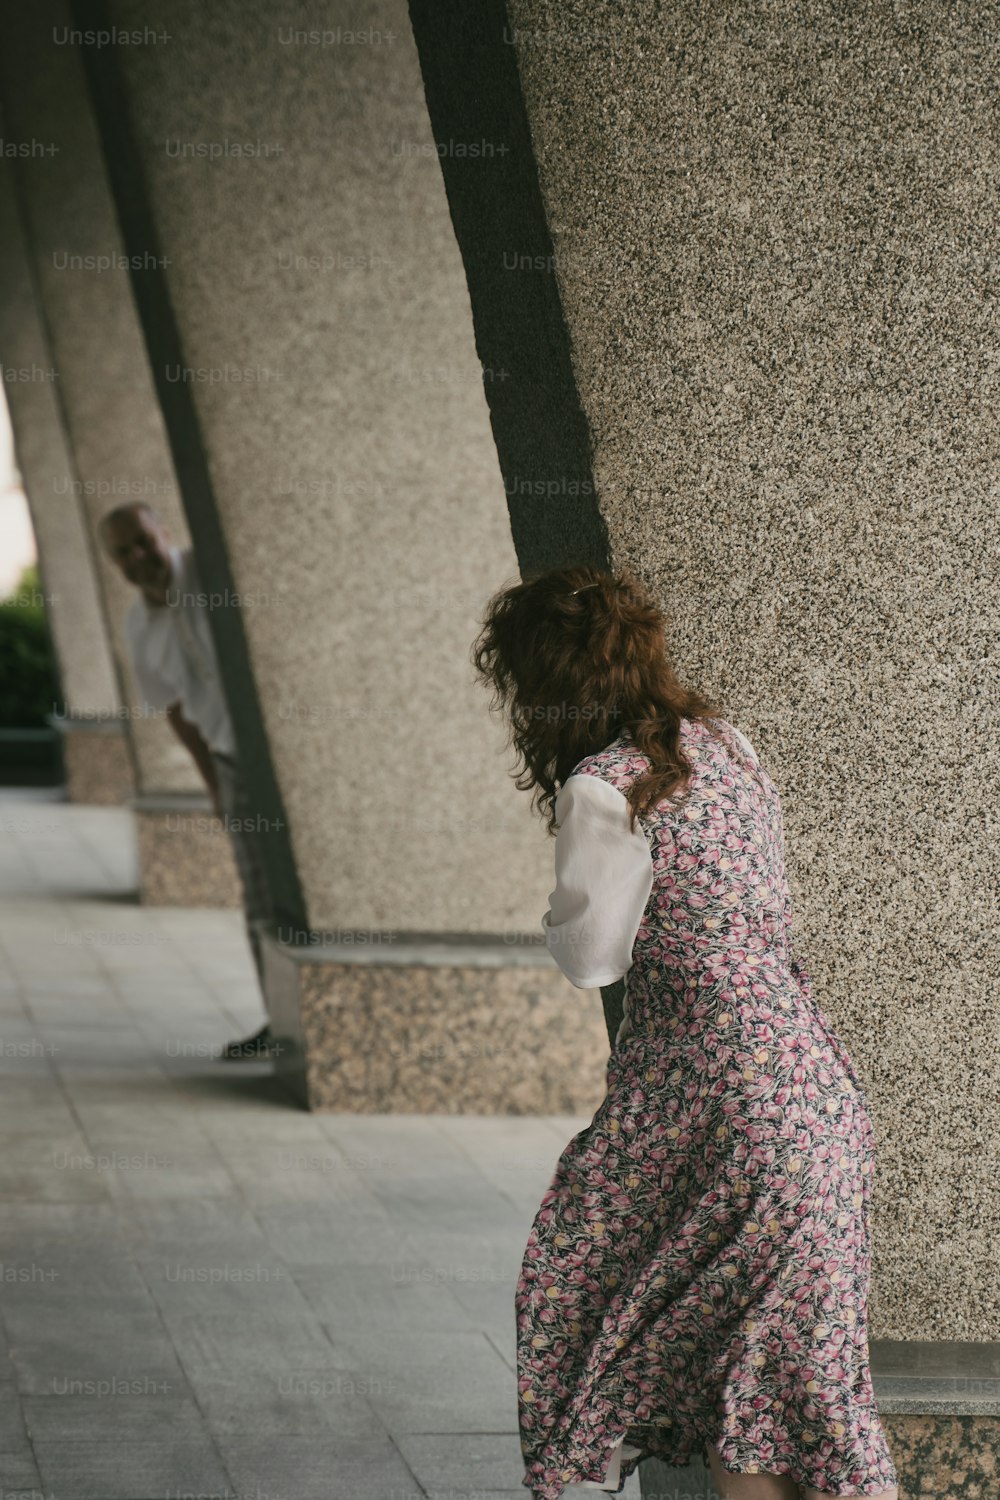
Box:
left=472, top=564, right=899, bottom=1500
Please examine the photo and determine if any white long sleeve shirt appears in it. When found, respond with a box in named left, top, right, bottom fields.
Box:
left=124, top=546, right=237, bottom=758
left=541, top=726, right=760, bottom=990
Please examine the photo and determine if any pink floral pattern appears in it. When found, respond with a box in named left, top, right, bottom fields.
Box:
left=516, top=717, right=897, bottom=1498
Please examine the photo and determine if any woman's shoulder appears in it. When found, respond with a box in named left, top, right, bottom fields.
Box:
left=572, top=715, right=761, bottom=786
left=569, top=730, right=651, bottom=794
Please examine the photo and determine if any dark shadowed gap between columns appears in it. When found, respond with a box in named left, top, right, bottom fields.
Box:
left=66, top=0, right=307, bottom=937
left=407, top=0, right=610, bottom=575
left=407, top=0, right=624, bottom=1050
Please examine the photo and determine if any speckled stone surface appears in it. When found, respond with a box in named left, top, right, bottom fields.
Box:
left=502, top=0, right=1000, bottom=1343
left=100, top=0, right=555, bottom=933
left=135, top=807, right=242, bottom=909
left=882, top=1414, right=999, bottom=1499
left=290, top=959, right=608, bottom=1114
left=60, top=726, right=134, bottom=806
left=0, top=0, right=200, bottom=796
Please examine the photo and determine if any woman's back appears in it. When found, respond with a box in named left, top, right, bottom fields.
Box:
left=571, top=716, right=799, bottom=1021
left=472, top=564, right=898, bottom=1498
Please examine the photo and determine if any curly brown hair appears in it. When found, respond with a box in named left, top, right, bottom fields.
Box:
left=472, top=563, right=726, bottom=835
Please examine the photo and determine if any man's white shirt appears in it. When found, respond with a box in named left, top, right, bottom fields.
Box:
left=123, top=545, right=237, bottom=758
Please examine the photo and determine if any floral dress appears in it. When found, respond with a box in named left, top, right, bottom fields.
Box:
left=516, top=717, right=898, bottom=1498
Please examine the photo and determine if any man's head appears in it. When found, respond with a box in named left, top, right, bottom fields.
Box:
left=99, top=503, right=173, bottom=597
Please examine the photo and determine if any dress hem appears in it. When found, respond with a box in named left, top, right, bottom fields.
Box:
left=523, top=1429, right=898, bottom=1500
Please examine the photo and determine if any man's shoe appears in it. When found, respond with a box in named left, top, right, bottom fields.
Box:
left=222, top=1023, right=273, bottom=1060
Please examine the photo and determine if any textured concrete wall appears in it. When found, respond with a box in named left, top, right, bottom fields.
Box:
left=414, top=0, right=999, bottom=1343
left=0, top=0, right=197, bottom=794
left=91, top=0, right=554, bottom=934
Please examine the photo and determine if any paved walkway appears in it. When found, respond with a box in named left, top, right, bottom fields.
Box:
left=0, top=790, right=641, bottom=1500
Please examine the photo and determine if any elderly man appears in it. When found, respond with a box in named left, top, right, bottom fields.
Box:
left=99, top=501, right=274, bottom=1059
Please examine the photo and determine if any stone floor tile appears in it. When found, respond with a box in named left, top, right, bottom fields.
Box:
left=329, top=1329, right=517, bottom=1437
left=216, top=1433, right=417, bottom=1500
left=34, top=1438, right=232, bottom=1500
left=0, top=794, right=600, bottom=1496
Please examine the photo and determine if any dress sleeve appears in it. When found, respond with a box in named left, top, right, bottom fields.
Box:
left=541, top=774, right=654, bottom=990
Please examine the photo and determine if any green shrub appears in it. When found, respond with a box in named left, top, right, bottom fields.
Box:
left=0, top=565, right=60, bottom=728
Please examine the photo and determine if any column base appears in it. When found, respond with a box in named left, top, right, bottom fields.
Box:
left=882, top=1413, right=998, bottom=1496
left=133, top=793, right=242, bottom=907
left=261, top=931, right=609, bottom=1113
left=48, top=715, right=134, bottom=804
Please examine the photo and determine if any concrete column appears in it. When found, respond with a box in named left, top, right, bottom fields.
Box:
left=0, top=151, right=131, bottom=804
left=60, top=0, right=610, bottom=1112
left=407, top=0, right=1000, bottom=1489
left=0, top=4, right=240, bottom=896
